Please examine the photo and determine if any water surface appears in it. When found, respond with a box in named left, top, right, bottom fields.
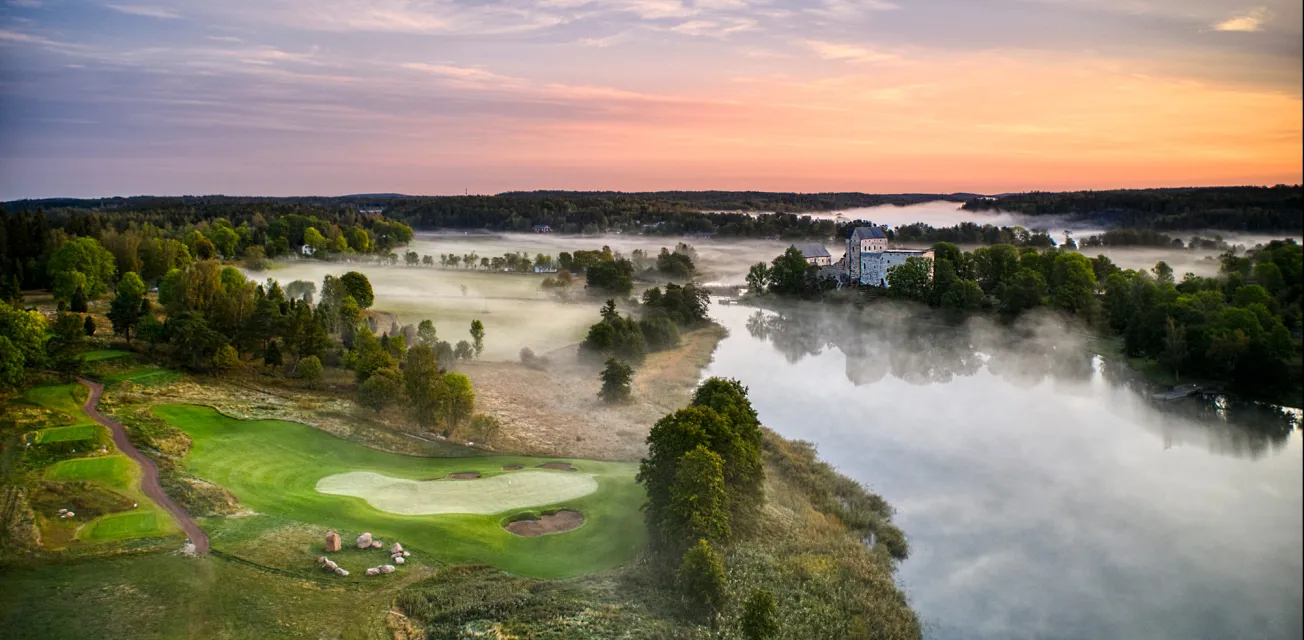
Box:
left=703, top=302, right=1302, bottom=639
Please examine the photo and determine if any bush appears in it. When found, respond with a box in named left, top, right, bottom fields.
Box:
left=356, top=368, right=401, bottom=413
left=296, top=356, right=323, bottom=388
left=465, top=414, right=502, bottom=443
left=599, top=358, right=633, bottom=404
left=639, top=317, right=681, bottom=351
left=212, top=344, right=240, bottom=372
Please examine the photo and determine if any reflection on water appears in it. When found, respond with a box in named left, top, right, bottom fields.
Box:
left=705, top=301, right=1302, bottom=640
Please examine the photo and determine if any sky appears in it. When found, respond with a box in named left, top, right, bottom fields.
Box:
left=0, top=0, right=1300, bottom=199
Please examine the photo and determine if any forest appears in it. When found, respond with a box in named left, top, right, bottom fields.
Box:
left=962, top=186, right=1303, bottom=232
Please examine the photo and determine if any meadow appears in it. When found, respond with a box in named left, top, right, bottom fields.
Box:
left=154, top=404, right=646, bottom=578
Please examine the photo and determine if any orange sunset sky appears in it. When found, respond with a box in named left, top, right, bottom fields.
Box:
left=0, top=0, right=1300, bottom=197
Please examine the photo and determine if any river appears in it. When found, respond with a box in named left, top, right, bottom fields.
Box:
left=701, top=301, right=1303, bottom=639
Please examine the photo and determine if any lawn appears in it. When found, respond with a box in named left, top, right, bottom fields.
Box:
left=44, top=455, right=175, bottom=541
left=23, top=384, right=94, bottom=427
left=154, top=404, right=647, bottom=578
left=34, top=424, right=98, bottom=443
left=81, top=510, right=174, bottom=541
left=45, top=455, right=135, bottom=489
left=81, top=349, right=133, bottom=362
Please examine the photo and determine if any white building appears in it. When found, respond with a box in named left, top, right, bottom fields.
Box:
left=301, top=245, right=315, bottom=257
left=792, top=243, right=832, bottom=266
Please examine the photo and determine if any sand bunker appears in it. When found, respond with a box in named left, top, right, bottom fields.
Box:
left=315, top=471, right=598, bottom=516
left=502, top=465, right=523, bottom=471
left=448, top=472, right=481, bottom=480
left=505, top=510, right=585, bottom=537
left=537, top=462, right=578, bottom=472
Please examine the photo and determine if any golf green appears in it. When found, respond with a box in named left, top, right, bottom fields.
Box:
left=34, top=424, right=99, bottom=443
left=46, top=455, right=135, bottom=488
left=153, top=404, right=647, bottom=578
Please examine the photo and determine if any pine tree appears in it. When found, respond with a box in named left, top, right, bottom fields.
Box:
left=599, top=358, right=633, bottom=404
left=70, top=285, right=88, bottom=313
left=82, top=315, right=96, bottom=337
left=263, top=340, right=283, bottom=368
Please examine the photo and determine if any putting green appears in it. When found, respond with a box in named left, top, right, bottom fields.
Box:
left=153, top=404, right=646, bottom=578
left=46, top=455, right=134, bottom=488
left=316, top=471, right=600, bottom=515
left=81, top=510, right=175, bottom=542
left=34, top=424, right=98, bottom=443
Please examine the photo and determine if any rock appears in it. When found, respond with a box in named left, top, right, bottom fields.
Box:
left=324, top=530, right=341, bottom=552
left=57, top=508, right=67, bottom=515
left=356, top=532, right=372, bottom=549
left=366, top=568, right=380, bottom=576
left=380, top=564, right=395, bottom=574
left=402, top=551, right=410, bottom=557
left=394, top=557, right=405, bottom=565
left=371, top=540, right=382, bottom=549
left=318, top=556, right=328, bottom=565
left=326, top=560, right=338, bottom=571
left=391, top=542, right=403, bottom=554
left=65, top=512, right=75, bottom=518
left=335, top=567, right=349, bottom=576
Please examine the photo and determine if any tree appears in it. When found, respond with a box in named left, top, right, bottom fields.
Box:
left=466, top=414, right=501, bottom=443
left=108, top=271, right=147, bottom=341
left=339, top=271, right=375, bottom=308
left=585, top=259, right=635, bottom=296
left=438, top=373, right=475, bottom=435
left=677, top=539, right=728, bottom=625
left=886, top=257, right=932, bottom=302
left=47, top=236, right=116, bottom=300
left=47, top=312, right=87, bottom=380
left=767, top=247, right=815, bottom=297
left=741, top=590, right=779, bottom=640
left=347, top=327, right=392, bottom=383
left=599, top=358, right=634, bottom=404
left=666, top=446, right=731, bottom=548
left=745, top=263, right=769, bottom=295
left=470, top=319, right=485, bottom=358
left=404, top=345, right=444, bottom=429
left=82, top=315, right=96, bottom=337
left=263, top=339, right=283, bottom=368
left=356, top=368, right=402, bottom=414
left=69, top=285, right=89, bottom=313
left=212, top=344, right=240, bottom=372
left=1162, top=317, right=1188, bottom=381
left=1049, top=252, right=1099, bottom=317
left=417, top=319, right=437, bottom=345
left=296, top=355, right=323, bottom=388
left=0, top=301, right=47, bottom=389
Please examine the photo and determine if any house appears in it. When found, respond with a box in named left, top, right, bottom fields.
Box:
left=533, top=265, right=558, bottom=274
left=792, top=243, right=832, bottom=266
left=301, top=245, right=315, bottom=257
left=532, top=225, right=552, bottom=233
left=358, top=208, right=383, bottom=215
left=846, top=227, right=888, bottom=283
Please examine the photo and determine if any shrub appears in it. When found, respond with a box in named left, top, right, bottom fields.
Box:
left=296, top=355, right=323, bottom=388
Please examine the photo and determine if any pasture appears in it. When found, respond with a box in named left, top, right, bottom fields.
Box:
left=154, top=404, right=646, bottom=578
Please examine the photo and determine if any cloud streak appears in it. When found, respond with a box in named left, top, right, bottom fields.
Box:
left=1213, top=7, right=1267, bottom=32
left=105, top=3, right=183, bottom=19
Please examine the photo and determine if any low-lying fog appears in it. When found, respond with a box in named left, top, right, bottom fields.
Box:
left=704, top=301, right=1302, bottom=640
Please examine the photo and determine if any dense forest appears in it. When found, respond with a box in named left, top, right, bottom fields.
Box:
left=963, top=186, right=1303, bottom=232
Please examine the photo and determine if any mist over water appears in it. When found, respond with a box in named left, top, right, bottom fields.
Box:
left=703, top=302, right=1303, bottom=640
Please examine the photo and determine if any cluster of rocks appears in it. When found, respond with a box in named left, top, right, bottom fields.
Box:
left=56, top=508, right=75, bottom=519
left=317, top=556, right=349, bottom=576
left=319, top=530, right=412, bottom=578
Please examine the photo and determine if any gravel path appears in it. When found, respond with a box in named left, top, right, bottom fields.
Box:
left=79, top=378, right=210, bottom=553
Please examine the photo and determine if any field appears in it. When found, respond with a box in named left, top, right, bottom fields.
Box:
left=154, top=404, right=645, bottom=578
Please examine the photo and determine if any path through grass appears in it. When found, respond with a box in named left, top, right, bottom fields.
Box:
left=154, top=404, right=646, bottom=578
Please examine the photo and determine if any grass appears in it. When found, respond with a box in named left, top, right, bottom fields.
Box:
left=81, top=510, right=174, bottom=542
left=81, top=349, right=133, bottom=362
left=43, top=455, right=175, bottom=542
left=45, top=455, right=135, bottom=489
left=33, top=424, right=98, bottom=443
left=23, top=384, right=94, bottom=428
left=153, top=404, right=646, bottom=578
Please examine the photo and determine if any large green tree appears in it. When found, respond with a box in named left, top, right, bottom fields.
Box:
left=404, top=344, right=444, bottom=429
left=677, top=539, right=728, bottom=626
left=599, top=358, right=634, bottom=404
left=47, top=237, right=117, bottom=301
left=108, top=271, right=148, bottom=341
left=340, top=271, right=375, bottom=308
left=665, top=446, right=731, bottom=548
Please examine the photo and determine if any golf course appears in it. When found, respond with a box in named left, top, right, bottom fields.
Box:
left=154, top=405, right=646, bottom=578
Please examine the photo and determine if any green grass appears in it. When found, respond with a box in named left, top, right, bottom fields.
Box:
left=45, top=455, right=136, bottom=489
left=81, top=349, right=132, bottom=362
left=153, top=404, right=646, bottom=578
left=81, top=510, right=174, bottom=541
left=102, top=364, right=184, bottom=386
left=33, top=424, right=99, bottom=443
left=23, top=384, right=94, bottom=427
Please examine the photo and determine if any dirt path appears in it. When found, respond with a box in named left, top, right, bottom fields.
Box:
left=79, top=378, right=210, bottom=553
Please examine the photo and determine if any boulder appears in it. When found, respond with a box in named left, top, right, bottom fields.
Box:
left=335, top=567, right=349, bottom=576
left=402, top=551, right=410, bottom=557
left=324, top=530, right=341, bottom=552
left=391, top=542, right=403, bottom=554
left=326, top=560, right=338, bottom=571
left=371, top=540, right=382, bottom=549
left=380, top=564, right=395, bottom=574
left=57, top=508, right=67, bottom=515
left=394, top=557, right=405, bottom=565
left=366, top=568, right=380, bottom=576
left=356, top=532, right=372, bottom=549
left=318, top=556, right=328, bottom=565
left=65, top=512, right=75, bottom=518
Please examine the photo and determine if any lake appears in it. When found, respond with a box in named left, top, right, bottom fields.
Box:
left=702, top=301, right=1303, bottom=639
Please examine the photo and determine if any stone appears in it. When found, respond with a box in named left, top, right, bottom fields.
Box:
left=65, top=512, right=75, bottom=518
left=318, top=556, right=328, bottom=565
left=394, top=557, right=405, bottom=565
left=391, top=542, right=403, bottom=554
left=335, top=567, right=349, bottom=576
left=324, top=530, right=341, bottom=552
left=326, top=560, right=338, bottom=571
left=402, top=551, right=410, bottom=557
left=57, top=508, right=67, bottom=515
left=371, top=540, right=382, bottom=549
left=380, top=564, right=395, bottom=574
left=356, top=532, right=372, bottom=549
left=366, top=568, right=380, bottom=576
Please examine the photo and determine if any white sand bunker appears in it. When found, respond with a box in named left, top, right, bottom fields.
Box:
left=315, top=471, right=599, bottom=515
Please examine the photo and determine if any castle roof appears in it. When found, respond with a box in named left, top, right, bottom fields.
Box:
left=792, top=243, right=831, bottom=259
left=851, top=227, right=887, bottom=240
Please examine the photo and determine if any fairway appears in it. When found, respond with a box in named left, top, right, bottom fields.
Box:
left=316, top=471, right=599, bottom=515
left=34, top=425, right=98, bottom=443
left=81, top=511, right=173, bottom=541
left=153, top=404, right=646, bottom=578
left=46, top=455, right=134, bottom=488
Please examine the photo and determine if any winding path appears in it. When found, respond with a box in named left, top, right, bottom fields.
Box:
left=78, top=378, right=210, bottom=553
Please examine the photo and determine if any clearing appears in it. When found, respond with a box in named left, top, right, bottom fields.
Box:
left=153, top=404, right=645, bottom=578
left=316, top=470, right=599, bottom=515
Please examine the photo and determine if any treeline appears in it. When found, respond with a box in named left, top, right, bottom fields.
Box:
left=581, top=283, right=712, bottom=366
left=868, top=240, right=1301, bottom=396
left=1079, top=229, right=1232, bottom=250
left=890, top=222, right=1057, bottom=247
left=0, top=204, right=413, bottom=296
left=498, top=190, right=970, bottom=212
left=963, top=186, right=1303, bottom=232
